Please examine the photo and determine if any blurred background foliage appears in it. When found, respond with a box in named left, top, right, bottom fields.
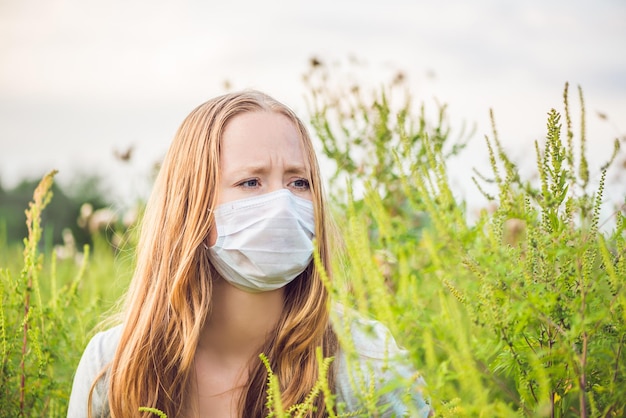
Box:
left=0, top=175, right=112, bottom=249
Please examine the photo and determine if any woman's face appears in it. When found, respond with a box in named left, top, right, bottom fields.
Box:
left=207, top=110, right=312, bottom=245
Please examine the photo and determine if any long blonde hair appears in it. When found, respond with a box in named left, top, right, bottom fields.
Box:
left=96, top=91, right=338, bottom=417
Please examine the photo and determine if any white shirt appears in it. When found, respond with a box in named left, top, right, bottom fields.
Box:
left=67, top=307, right=431, bottom=417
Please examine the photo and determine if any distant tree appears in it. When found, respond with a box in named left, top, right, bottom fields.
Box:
left=0, top=174, right=112, bottom=248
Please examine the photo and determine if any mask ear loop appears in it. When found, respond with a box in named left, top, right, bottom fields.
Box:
left=202, top=207, right=214, bottom=250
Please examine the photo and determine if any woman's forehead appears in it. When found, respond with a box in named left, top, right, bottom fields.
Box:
left=219, top=111, right=311, bottom=173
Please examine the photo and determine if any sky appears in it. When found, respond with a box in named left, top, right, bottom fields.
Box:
left=1, top=0, right=625, bottom=210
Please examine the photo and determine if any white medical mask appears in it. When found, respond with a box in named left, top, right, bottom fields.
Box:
left=207, top=189, right=315, bottom=293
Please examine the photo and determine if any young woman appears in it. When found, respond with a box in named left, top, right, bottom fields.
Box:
left=67, top=90, right=431, bottom=417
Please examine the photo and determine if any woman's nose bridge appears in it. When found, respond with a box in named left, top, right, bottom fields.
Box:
left=267, top=182, right=287, bottom=193
left=267, top=172, right=287, bottom=193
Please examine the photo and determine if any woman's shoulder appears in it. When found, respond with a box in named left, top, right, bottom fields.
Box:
left=331, top=303, right=403, bottom=358
left=331, top=304, right=431, bottom=417
left=67, top=325, right=122, bottom=418
left=77, top=325, right=123, bottom=376
left=86, top=325, right=123, bottom=361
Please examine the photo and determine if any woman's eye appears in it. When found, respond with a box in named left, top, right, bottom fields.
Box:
left=239, top=179, right=259, bottom=188
left=291, top=179, right=310, bottom=190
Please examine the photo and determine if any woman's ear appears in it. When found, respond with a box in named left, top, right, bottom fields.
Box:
left=205, top=225, right=217, bottom=248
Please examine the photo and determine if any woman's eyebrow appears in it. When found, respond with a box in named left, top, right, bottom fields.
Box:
left=283, top=164, right=309, bottom=175
left=224, top=163, right=309, bottom=176
left=222, top=163, right=267, bottom=177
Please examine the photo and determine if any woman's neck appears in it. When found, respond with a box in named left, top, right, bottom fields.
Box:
left=188, top=278, right=285, bottom=417
left=198, top=277, right=285, bottom=361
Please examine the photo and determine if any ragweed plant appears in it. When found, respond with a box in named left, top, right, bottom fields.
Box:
left=1, top=171, right=55, bottom=415
left=303, top=57, right=470, bottom=240
left=465, top=84, right=625, bottom=417
left=260, top=348, right=339, bottom=418
left=0, top=171, right=130, bottom=417
left=137, top=350, right=338, bottom=418
left=0, top=171, right=76, bottom=416
left=310, top=76, right=625, bottom=417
